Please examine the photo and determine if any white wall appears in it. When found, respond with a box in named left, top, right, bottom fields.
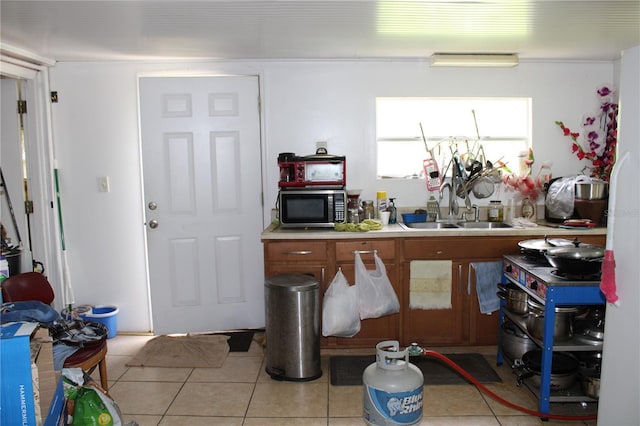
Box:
left=49, top=60, right=614, bottom=332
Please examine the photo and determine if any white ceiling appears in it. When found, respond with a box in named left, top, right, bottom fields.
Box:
left=1, top=0, right=639, bottom=63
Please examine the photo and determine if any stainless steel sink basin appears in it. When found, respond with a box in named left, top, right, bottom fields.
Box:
left=456, top=221, right=512, bottom=229
left=400, top=221, right=512, bottom=230
left=401, top=222, right=459, bottom=229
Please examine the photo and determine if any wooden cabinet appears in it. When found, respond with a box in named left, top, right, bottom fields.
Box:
left=264, top=240, right=332, bottom=344
left=401, top=238, right=479, bottom=346
left=263, top=232, right=606, bottom=349
left=400, top=236, right=530, bottom=346
left=401, top=259, right=466, bottom=345
left=263, top=238, right=400, bottom=348
left=332, top=239, right=399, bottom=348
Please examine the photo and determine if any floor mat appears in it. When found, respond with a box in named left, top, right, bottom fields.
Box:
left=330, top=353, right=502, bottom=386
left=126, top=334, right=229, bottom=368
left=209, top=330, right=255, bottom=352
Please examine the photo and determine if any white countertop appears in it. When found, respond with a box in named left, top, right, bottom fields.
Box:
left=261, top=221, right=608, bottom=240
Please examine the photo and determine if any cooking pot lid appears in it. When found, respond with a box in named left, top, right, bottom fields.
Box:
left=546, top=245, right=605, bottom=260
left=574, top=319, right=605, bottom=341
left=518, top=238, right=576, bottom=252
left=523, top=350, right=578, bottom=374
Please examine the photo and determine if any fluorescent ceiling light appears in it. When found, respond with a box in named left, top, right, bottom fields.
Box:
left=377, top=1, right=531, bottom=37
left=431, top=53, right=519, bottom=67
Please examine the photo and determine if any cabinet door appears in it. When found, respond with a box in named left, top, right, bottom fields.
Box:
left=401, top=261, right=465, bottom=345
left=468, top=264, right=500, bottom=345
left=335, top=262, right=399, bottom=347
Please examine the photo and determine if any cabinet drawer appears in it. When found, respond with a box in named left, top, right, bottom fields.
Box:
left=336, top=240, right=395, bottom=261
left=265, top=241, right=328, bottom=262
left=403, top=237, right=521, bottom=260
left=403, top=238, right=465, bottom=259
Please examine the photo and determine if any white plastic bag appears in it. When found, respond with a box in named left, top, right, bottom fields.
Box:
left=355, top=252, right=400, bottom=319
left=545, top=175, right=591, bottom=218
left=322, top=268, right=361, bottom=337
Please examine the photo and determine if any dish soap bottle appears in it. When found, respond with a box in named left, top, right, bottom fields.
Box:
left=376, top=191, right=388, bottom=219
left=387, top=198, right=397, bottom=224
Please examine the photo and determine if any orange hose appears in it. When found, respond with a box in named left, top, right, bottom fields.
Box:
left=422, top=350, right=597, bottom=421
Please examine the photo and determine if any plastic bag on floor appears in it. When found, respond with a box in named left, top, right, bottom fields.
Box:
left=322, top=268, right=360, bottom=337
left=62, top=368, right=124, bottom=426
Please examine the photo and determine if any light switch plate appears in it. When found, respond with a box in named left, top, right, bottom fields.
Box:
left=98, top=176, right=110, bottom=192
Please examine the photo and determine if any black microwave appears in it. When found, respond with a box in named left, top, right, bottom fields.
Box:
left=278, top=189, right=347, bottom=228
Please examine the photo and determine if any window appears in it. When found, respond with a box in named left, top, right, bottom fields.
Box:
left=376, top=98, right=531, bottom=179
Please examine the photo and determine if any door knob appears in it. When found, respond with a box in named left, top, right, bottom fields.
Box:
left=148, top=220, right=159, bottom=229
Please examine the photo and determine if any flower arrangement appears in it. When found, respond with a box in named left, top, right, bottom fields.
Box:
left=500, top=148, right=552, bottom=201
left=555, top=84, right=618, bottom=181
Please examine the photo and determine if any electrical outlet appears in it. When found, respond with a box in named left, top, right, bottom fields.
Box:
left=98, top=176, right=110, bottom=192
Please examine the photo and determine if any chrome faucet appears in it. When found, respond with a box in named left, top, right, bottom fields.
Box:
left=471, top=204, right=480, bottom=222
left=440, top=164, right=476, bottom=222
left=439, top=182, right=459, bottom=221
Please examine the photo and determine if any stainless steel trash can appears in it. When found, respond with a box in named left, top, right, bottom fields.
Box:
left=265, top=274, right=322, bottom=381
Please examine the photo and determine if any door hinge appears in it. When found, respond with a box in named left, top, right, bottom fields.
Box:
left=17, top=100, right=27, bottom=114
left=24, top=200, right=34, bottom=214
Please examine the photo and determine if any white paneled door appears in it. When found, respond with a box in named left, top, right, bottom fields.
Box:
left=139, top=76, right=264, bottom=334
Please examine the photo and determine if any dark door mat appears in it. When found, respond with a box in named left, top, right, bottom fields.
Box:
left=330, top=353, right=502, bottom=386
left=209, top=330, right=255, bottom=352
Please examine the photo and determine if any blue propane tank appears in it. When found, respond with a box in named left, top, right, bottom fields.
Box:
left=363, top=340, right=424, bottom=426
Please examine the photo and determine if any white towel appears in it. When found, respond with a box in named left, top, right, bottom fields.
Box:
left=409, top=260, right=452, bottom=310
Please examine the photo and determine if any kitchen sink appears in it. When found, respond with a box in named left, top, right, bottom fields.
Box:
left=400, top=221, right=512, bottom=230
left=401, top=222, right=459, bottom=229
left=456, top=221, right=512, bottom=229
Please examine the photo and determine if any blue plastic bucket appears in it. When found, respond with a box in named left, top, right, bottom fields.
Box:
left=81, top=305, right=119, bottom=339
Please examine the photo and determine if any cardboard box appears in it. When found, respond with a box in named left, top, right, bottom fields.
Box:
left=43, top=380, right=65, bottom=426
left=31, top=327, right=59, bottom=423
left=33, top=328, right=57, bottom=417
left=0, top=322, right=38, bottom=426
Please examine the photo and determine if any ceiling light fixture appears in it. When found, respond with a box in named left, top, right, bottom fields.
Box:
left=430, top=53, right=519, bottom=67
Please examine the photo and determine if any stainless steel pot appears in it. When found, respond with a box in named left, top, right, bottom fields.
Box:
left=501, top=320, right=537, bottom=361
left=544, top=245, right=605, bottom=276
left=497, top=283, right=529, bottom=315
left=575, top=351, right=603, bottom=370
left=526, top=298, right=580, bottom=341
left=580, top=368, right=601, bottom=399
left=574, top=319, right=605, bottom=342
left=575, top=180, right=608, bottom=200
left=517, top=237, right=584, bottom=264
left=515, top=350, right=579, bottom=390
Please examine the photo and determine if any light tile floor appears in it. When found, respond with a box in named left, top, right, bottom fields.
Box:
left=104, top=334, right=598, bottom=425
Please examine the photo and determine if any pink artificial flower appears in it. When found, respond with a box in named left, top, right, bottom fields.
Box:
left=582, top=114, right=596, bottom=126
left=557, top=84, right=618, bottom=181
left=596, top=85, right=614, bottom=97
